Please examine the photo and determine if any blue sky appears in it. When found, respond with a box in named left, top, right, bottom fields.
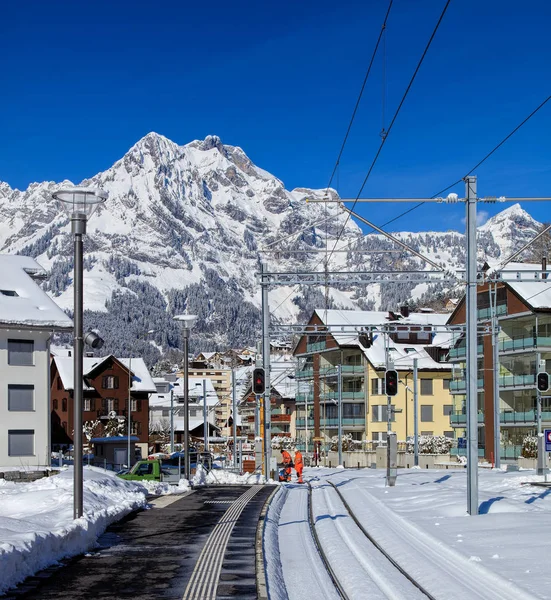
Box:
left=1, top=0, right=550, bottom=233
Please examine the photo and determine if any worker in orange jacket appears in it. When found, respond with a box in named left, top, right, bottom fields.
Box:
left=294, top=450, right=304, bottom=483
left=280, top=449, right=292, bottom=482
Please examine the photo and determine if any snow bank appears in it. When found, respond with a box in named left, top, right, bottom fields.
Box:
left=0, top=466, right=148, bottom=595
left=134, top=478, right=191, bottom=496
left=263, top=486, right=288, bottom=600
left=192, top=465, right=270, bottom=486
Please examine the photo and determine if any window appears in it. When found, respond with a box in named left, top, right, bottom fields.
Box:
left=189, top=408, right=197, bottom=417
left=421, top=405, right=433, bottom=422
left=421, top=379, right=433, bottom=395
left=443, top=405, right=453, bottom=416
left=130, top=421, right=141, bottom=435
left=444, top=431, right=454, bottom=438
left=0, top=289, right=18, bottom=296
left=8, top=430, right=34, bottom=456
left=130, top=399, right=141, bottom=412
left=53, top=398, right=58, bottom=410
left=343, top=403, right=363, bottom=417
left=371, top=405, right=394, bottom=422
left=325, top=404, right=337, bottom=419
left=421, top=430, right=433, bottom=436
left=62, top=398, right=67, bottom=412
left=443, top=379, right=451, bottom=390
left=103, top=398, right=117, bottom=412
left=8, top=339, right=34, bottom=366
left=8, top=385, right=34, bottom=411
left=371, top=378, right=383, bottom=395
left=162, top=409, right=169, bottom=417
left=84, top=398, right=91, bottom=411
left=102, top=376, right=119, bottom=389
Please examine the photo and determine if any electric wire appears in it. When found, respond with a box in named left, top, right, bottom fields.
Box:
left=378, top=93, right=551, bottom=230
left=326, top=0, right=452, bottom=266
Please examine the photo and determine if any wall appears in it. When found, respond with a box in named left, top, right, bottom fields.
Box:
left=0, top=329, right=51, bottom=468
left=324, top=450, right=457, bottom=469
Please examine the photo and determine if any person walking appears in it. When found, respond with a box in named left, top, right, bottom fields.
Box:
left=294, top=449, right=304, bottom=483
left=280, top=448, right=292, bottom=482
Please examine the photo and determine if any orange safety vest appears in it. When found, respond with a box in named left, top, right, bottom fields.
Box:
left=281, top=450, right=292, bottom=465
left=294, top=451, right=303, bottom=467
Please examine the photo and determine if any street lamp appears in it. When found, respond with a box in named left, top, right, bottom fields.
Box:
left=174, top=314, right=198, bottom=480
left=127, top=329, right=155, bottom=469
left=53, top=187, right=107, bottom=519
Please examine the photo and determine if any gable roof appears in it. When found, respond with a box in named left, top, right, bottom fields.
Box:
left=0, top=255, right=73, bottom=330
left=53, top=355, right=157, bottom=392
left=311, top=309, right=452, bottom=371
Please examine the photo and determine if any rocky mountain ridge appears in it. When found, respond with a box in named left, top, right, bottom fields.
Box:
left=0, top=133, right=543, bottom=364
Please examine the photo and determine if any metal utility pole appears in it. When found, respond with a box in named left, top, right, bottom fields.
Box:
left=465, top=176, right=479, bottom=516
left=537, top=353, right=544, bottom=474
left=232, top=368, right=237, bottom=468
left=413, top=358, right=419, bottom=467
left=490, top=284, right=501, bottom=468
left=73, top=223, right=84, bottom=517
left=170, top=387, right=175, bottom=454
left=127, top=356, right=133, bottom=469
left=203, top=378, right=208, bottom=452
left=183, top=333, right=190, bottom=480
left=261, top=263, right=272, bottom=477
left=337, top=364, right=343, bottom=466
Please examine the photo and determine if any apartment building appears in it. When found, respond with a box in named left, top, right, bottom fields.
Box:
left=294, top=308, right=453, bottom=450
left=0, top=255, right=73, bottom=468
left=448, top=262, right=551, bottom=460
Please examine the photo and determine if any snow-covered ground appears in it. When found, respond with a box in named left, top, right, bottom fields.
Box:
left=0, top=466, right=190, bottom=595
left=271, top=467, right=551, bottom=600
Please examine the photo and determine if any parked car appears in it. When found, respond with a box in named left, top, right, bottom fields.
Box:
left=117, top=459, right=181, bottom=483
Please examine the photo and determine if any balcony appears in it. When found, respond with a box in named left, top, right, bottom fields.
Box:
left=271, top=414, right=291, bottom=423
left=449, top=344, right=483, bottom=360
left=499, top=335, right=551, bottom=353
left=450, top=378, right=484, bottom=392
left=295, top=417, right=365, bottom=428
left=296, top=365, right=364, bottom=379
left=450, top=412, right=485, bottom=426
left=499, top=374, right=536, bottom=388
left=306, top=341, right=326, bottom=353
left=321, top=391, right=365, bottom=401
left=296, top=368, right=313, bottom=379
left=477, top=304, right=507, bottom=320
left=501, top=410, right=551, bottom=424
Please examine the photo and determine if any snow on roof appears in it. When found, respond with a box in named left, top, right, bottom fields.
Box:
left=171, top=377, right=219, bottom=407
left=313, top=309, right=452, bottom=371
left=54, top=355, right=157, bottom=392
left=271, top=355, right=297, bottom=399
left=0, top=255, right=73, bottom=330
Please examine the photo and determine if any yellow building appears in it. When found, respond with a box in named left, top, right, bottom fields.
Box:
left=294, top=309, right=454, bottom=449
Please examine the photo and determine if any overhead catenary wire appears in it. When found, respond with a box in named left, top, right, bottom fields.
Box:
left=379, top=93, right=551, bottom=230
left=326, top=0, right=452, bottom=267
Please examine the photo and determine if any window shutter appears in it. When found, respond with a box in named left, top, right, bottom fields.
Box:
left=102, top=376, right=107, bottom=389
left=102, top=398, right=107, bottom=411
left=91, top=398, right=96, bottom=412
left=114, top=377, right=119, bottom=389
left=114, top=399, right=119, bottom=411
left=137, top=399, right=142, bottom=412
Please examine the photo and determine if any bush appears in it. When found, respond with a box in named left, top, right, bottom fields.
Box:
left=521, top=436, right=538, bottom=458
left=406, top=435, right=452, bottom=455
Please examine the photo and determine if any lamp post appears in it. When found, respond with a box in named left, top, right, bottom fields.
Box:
left=53, top=187, right=107, bottom=520
left=127, top=329, right=155, bottom=469
left=174, top=314, right=197, bottom=480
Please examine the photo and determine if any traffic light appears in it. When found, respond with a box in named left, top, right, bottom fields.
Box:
left=253, top=367, right=266, bottom=394
left=537, top=372, right=549, bottom=392
left=385, top=369, right=399, bottom=396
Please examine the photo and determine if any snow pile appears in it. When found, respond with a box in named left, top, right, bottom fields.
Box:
left=0, top=466, right=147, bottom=595
left=131, top=477, right=191, bottom=496
left=192, top=465, right=268, bottom=486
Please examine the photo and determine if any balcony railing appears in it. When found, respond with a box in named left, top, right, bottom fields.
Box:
left=500, top=410, right=551, bottom=424
left=271, top=414, right=291, bottom=423
left=449, top=344, right=483, bottom=360
left=477, top=304, right=507, bottom=320
left=296, top=365, right=364, bottom=379
left=321, top=391, right=365, bottom=400
left=295, top=417, right=366, bottom=428
left=450, top=378, right=484, bottom=392
left=450, top=412, right=485, bottom=425
left=499, top=374, right=536, bottom=388
left=499, top=335, right=551, bottom=353
left=306, top=341, right=326, bottom=353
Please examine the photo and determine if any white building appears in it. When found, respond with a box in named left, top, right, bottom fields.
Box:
left=0, top=256, right=73, bottom=468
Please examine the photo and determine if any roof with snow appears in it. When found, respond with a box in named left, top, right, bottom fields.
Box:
left=53, top=355, right=156, bottom=392
left=490, top=261, right=551, bottom=309
left=151, top=377, right=220, bottom=408
left=0, top=255, right=73, bottom=330
left=311, top=309, right=452, bottom=371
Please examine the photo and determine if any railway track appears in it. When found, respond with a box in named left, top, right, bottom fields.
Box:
left=305, top=479, right=434, bottom=600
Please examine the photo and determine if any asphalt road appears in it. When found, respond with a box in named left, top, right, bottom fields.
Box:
left=4, top=485, right=275, bottom=600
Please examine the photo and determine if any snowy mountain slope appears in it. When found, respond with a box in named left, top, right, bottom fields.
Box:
left=0, top=133, right=543, bottom=362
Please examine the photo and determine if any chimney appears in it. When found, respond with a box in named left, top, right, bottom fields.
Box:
left=543, top=257, right=548, bottom=280
left=400, top=305, right=410, bottom=318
